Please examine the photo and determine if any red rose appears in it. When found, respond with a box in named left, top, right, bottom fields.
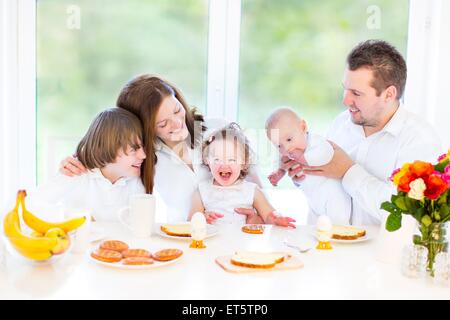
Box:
left=424, top=174, right=448, bottom=200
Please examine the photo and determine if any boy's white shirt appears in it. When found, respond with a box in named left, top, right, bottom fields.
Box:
left=27, top=168, right=145, bottom=222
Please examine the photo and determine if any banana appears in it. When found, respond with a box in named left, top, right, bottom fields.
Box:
left=12, top=245, right=53, bottom=261
left=2, top=191, right=57, bottom=261
left=20, top=190, right=86, bottom=234
left=9, top=235, right=57, bottom=251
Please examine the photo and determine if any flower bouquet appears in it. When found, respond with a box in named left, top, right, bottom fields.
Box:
left=381, top=150, right=450, bottom=275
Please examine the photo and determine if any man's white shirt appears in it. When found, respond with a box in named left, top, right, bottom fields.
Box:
left=327, top=105, right=442, bottom=225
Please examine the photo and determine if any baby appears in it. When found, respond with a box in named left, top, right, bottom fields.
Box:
left=266, top=108, right=351, bottom=225
left=188, top=123, right=296, bottom=228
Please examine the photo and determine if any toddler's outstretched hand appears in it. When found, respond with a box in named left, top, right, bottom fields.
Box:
left=273, top=215, right=296, bottom=228
left=204, top=211, right=224, bottom=224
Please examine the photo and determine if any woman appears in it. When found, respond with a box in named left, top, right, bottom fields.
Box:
left=61, top=74, right=263, bottom=223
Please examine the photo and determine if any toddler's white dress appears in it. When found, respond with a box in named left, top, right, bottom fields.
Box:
left=198, top=179, right=257, bottom=225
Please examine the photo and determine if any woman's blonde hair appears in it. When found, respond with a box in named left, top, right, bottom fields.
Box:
left=202, top=123, right=254, bottom=179
left=116, top=74, right=206, bottom=193
left=76, top=107, right=143, bottom=169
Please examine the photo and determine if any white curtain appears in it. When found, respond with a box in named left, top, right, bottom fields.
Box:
left=405, top=0, right=450, bottom=148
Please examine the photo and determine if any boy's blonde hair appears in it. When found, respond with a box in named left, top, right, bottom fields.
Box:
left=76, top=107, right=143, bottom=170
left=202, top=123, right=254, bottom=179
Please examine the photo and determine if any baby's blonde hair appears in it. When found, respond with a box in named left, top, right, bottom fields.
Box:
left=265, top=107, right=302, bottom=131
left=202, top=123, right=254, bottom=179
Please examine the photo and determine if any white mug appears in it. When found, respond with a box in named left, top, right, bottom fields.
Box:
left=118, top=194, right=155, bottom=238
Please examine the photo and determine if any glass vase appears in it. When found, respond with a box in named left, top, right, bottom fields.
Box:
left=413, top=222, right=449, bottom=276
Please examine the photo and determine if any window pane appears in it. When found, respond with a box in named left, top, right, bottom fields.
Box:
left=238, top=0, right=409, bottom=189
left=37, top=0, right=208, bottom=183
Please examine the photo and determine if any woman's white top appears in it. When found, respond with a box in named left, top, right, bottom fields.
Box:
left=27, top=169, right=145, bottom=222
left=198, top=179, right=257, bottom=225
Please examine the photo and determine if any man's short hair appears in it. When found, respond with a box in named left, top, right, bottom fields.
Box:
left=347, top=40, right=407, bottom=99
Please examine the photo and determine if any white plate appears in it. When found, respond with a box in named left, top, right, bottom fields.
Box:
left=313, top=228, right=373, bottom=244
left=87, top=247, right=183, bottom=270
left=155, top=223, right=219, bottom=240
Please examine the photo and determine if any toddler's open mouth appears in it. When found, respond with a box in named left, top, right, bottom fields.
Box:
left=219, top=170, right=232, bottom=179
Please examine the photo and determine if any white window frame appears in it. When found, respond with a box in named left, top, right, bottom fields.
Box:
left=206, top=0, right=241, bottom=122
left=1, top=0, right=448, bottom=207
left=0, top=0, right=36, bottom=208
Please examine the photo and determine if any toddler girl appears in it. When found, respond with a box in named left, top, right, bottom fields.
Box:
left=188, top=123, right=296, bottom=227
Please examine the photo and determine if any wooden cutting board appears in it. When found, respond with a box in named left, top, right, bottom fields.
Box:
left=215, top=254, right=304, bottom=273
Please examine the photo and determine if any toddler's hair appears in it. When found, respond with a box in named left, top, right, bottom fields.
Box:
left=76, top=107, right=143, bottom=170
left=202, top=123, right=254, bottom=179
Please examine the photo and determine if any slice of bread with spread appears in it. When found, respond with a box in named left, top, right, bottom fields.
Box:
left=331, top=225, right=366, bottom=240
left=160, top=224, right=191, bottom=237
left=230, top=251, right=286, bottom=269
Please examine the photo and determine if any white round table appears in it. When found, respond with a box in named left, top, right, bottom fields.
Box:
left=0, top=222, right=447, bottom=299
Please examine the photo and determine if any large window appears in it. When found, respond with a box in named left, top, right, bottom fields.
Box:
left=37, top=0, right=209, bottom=183
left=238, top=0, right=409, bottom=188
left=37, top=0, right=410, bottom=188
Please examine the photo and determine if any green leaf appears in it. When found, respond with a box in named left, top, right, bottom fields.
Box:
left=439, top=204, right=450, bottom=222
left=438, top=193, right=447, bottom=205
left=386, top=212, right=402, bottom=232
left=421, top=215, right=432, bottom=227
left=434, top=158, right=449, bottom=173
left=414, top=207, right=425, bottom=223
left=405, top=197, right=421, bottom=211
left=394, top=196, right=408, bottom=211
left=413, top=235, right=422, bottom=245
left=380, top=201, right=399, bottom=214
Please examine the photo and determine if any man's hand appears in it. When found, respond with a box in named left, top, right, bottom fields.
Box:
left=281, top=159, right=306, bottom=184
left=234, top=208, right=265, bottom=224
left=302, top=141, right=354, bottom=179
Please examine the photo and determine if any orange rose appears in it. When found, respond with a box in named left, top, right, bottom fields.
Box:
left=397, top=171, right=415, bottom=192
left=409, top=160, right=434, bottom=177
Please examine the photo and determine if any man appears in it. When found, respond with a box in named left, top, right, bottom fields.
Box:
left=284, top=40, right=442, bottom=225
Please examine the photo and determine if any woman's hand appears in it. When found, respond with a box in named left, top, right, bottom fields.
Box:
left=204, top=211, right=224, bottom=224
left=59, top=156, right=87, bottom=176
left=234, top=208, right=265, bottom=224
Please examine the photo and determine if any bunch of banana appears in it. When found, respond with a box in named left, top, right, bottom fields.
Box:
left=3, top=190, right=86, bottom=261
left=3, top=191, right=57, bottom=261
left=20, top=190, right=86, bottom=234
